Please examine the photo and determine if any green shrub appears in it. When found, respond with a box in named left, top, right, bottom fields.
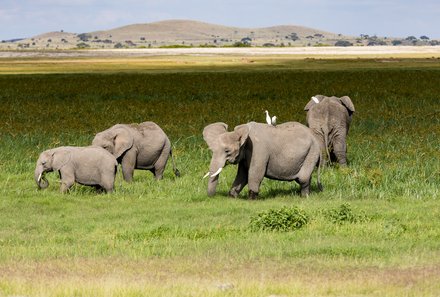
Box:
left=250, top=207, right=309, bottom=232
left=326, top=203, right=368, bottom=225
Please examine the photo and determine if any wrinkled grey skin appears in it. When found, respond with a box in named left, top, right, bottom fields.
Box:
left=34, top=146, right=118, bottom=193
left=92, top=122, right=179, bottom=182
left=304, top=95, right=355, bottom=166
left=203, top=121, right=322, bottom=198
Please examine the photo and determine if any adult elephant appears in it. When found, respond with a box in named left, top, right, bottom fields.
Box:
left=203, top=121, right=322, bottom=198
left=92, top=121, right=180, bottom=182
left=304, top=95, right=355, bottom=166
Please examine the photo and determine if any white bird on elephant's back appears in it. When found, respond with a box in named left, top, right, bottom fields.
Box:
left=264, top=110, right=277, bottom=126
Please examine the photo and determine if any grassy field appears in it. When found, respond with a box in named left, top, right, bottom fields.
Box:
left=0, top=56, right=439, bottom=296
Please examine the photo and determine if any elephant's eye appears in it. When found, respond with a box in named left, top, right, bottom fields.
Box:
left=225, top=149, right=231, bottom=155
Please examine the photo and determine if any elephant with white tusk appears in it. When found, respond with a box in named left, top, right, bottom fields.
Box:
left=203, top=121, right=322, bottom=199
left=34, top=146, right=118, bottom=193
left=92, top=121, right=180, bottom=182
left=304, top=95, right=355, bottom=166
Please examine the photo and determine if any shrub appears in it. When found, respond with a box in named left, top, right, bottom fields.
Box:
left=335, top=40, right=353, bottom=47
left=250, top=207, right=309, bottom=232
left=325, top=203, right=368, bottom=225
left=76, top=42, right=90, bottom=49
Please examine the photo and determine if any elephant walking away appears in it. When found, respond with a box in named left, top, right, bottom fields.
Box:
left=92, top=122, right=180, bottom=182
left=304, top=95, right=355, bottom=166
left=34, top=146, right=118, bottom=193
left=203, top=121, right=322, bottom=199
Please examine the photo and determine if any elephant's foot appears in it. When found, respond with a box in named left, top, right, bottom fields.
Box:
left=228, top=190, right=239, bottom=198
left=248, top=190, right=258, bottom=200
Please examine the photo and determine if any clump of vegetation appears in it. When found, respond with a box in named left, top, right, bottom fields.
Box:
left=325, top=203, right=368, bottom=225
left=250, top=207, right=309, bottom=232
left=335, top=40, right=353, bottom=47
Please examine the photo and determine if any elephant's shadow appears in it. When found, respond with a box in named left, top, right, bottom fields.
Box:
left=218, top=185, right=316, bottom=200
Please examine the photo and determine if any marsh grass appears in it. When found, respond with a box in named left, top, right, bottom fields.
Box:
left=0, top=61, right=439, bottom=296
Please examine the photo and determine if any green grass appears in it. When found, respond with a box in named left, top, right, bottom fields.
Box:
left=0, top=60, right=439, bottom=296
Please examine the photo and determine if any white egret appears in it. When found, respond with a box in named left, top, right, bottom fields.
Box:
left=265, top=110, right=277, bottom=126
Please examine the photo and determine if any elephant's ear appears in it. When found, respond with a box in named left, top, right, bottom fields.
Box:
left=52, top=148, right=71, bottom=171
left=203, top=122, right=228, bottom=150
left=304, top=95, right=325, bottom=111
left=113, top=127, right=134, bottom=159
left=339, top=96, right=355, bottom=114
left=233, top=124, right=250, bottom=147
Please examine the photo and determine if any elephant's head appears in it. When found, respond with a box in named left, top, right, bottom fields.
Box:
left=34, top=148, right=71, bottom=189
left=202, top=122, right=249, bottom=196
left=92, top=125, right=133, bottom=160
left=304, top=95, right=355, bottom=119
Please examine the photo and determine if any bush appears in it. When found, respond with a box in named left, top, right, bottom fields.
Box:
left=250, top=207, right=308, bottom=232
left=232, top=41, right=251, bottom=47
left=76, top=42, right=90, bottom=49
left=335, top=40, right=353, bottom=47
left=325, top=203, right=368, bottom=225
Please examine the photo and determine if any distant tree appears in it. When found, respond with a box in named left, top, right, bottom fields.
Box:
left=78, top=33, right=92, bottom=42
left=263, top=43, right=275, bottom=47
left=233, top=41, right=251, bottom=47
left=285, top=33, right=299, bottom=41
left=429, top=40, right=439, bottom=46
left=140, top=37, right=146, bottom=41
left=392, top=40, right=403, bottom=46
left=405, top=36, right=417, bottom=41
left=420, top=35, right=430, bottom=40
left=241, top=37, right=252, bottom=44
left=47, top=39, right=52, bottom=43
left=314, top=33, right=324, bottom=38
left=114, top=42, right=124, bottom=48
left=76, top=42, right=90, bottom=49
left=335, top=40, right=353, bottom=47
left=306, top=35, right=314, bottom=39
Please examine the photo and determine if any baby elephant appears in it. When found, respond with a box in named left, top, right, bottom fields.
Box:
left=34, top=146, right=118, bottom=193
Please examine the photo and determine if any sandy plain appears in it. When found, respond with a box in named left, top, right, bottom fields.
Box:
left=1, top=46, right=440, bottom=59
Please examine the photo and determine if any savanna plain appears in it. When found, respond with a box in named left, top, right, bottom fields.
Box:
left=0, top=54, right=439, bottom=297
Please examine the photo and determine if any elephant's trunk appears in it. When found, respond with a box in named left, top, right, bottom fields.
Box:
left=207, top=157, right=225, bottom=197
left=34, top=165, right=49, bottom=189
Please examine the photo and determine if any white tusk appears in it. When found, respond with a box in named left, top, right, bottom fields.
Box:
left=312, top=96, right=319, bottom=103
left=203, top=172, right=210, bottom=179
left=210, top=167, right=223, bottom=178
left=38, top=173, right=42, bottom=183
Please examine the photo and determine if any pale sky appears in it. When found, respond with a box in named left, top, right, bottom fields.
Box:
left=2, top=0, right=439, bottom=40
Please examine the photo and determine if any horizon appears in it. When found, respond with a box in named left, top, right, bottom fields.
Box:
left=1, top=1, right=440, bottom=41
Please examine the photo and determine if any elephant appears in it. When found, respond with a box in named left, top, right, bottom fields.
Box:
left=92, top=121, right=180, bottom=182
left=202, top=121, right=322, bottom=198
left=34, top=146, right=118, bottom=193
left=304, top=95, right=355, bottom=166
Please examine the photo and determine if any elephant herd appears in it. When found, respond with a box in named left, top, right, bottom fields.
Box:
left=35, top=95, right=355, bottom=198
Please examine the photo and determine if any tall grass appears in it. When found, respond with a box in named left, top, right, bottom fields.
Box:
left=0, top=62, right=439, bottom=296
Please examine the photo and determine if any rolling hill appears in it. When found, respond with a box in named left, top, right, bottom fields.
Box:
left=1, top=19, right=348, bottom=50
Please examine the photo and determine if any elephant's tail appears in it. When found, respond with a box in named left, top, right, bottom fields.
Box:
left=170, top=150, right=181, bottom=177
left=317, top=151, right=323, bottom=192
left=321, top=127, right=331, bottom=164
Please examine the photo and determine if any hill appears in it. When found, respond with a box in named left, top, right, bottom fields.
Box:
left=1, top=19, right=347, bottom=50
left=1, top=19, right=437, bottom=50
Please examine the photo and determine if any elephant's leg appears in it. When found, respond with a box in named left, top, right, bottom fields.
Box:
left=332, top=135, right=348, bottom=166
left=121, top=152, right=136, bottom=182
left=296, top=177, right=311, bottom=197
left=228, top=162, right=248, bottom=198
left=295, top=149, right=319, bottom=197
left=59, top=169, right=74, bottom=193
left=247, top=163, right=266, bottom=199
left=153, top=145, right=171, bottom=180
left=100, top=175, right=115, bottom=193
